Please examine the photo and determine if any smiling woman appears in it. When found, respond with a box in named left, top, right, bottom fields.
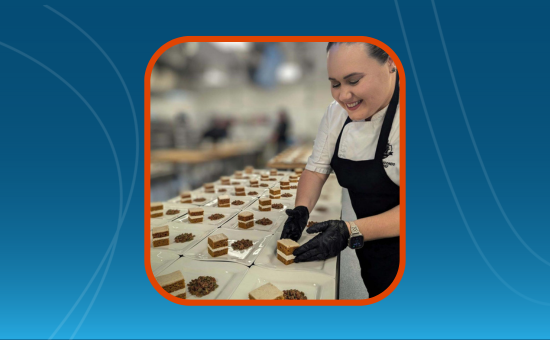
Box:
left=280, top=41, right=401, bottom=299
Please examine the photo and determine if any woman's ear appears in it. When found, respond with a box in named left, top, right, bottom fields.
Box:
left=387, top=57, right=396, bottom=73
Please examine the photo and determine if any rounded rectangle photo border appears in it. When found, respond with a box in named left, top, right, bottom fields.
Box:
left=145, top=36, right=406, bottom=306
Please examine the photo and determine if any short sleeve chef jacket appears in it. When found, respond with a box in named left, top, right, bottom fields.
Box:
left=305, top=100, right=400, bottom=221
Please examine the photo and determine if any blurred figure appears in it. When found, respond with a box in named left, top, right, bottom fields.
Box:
left=273, top=109, right=290, bottom=153
left=202, top=117, right=231, bottom=144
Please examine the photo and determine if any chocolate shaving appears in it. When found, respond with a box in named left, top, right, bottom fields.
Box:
left=281, top=193, right=293, bottom=198
left=218, top=188, right=227, bottom=192
left=193, top=197, right=207, bottom=202
left=256, top=218, right=273, bottom=225
left=231, top=239, right=254, bottom=251
left=290, top=185, right=298, bottom=189
left=174, top=233, right=195, bottom=243
left=248, top=191, right=258, bottom=196
left=208, top=213, right=225, bottom=221
left=165, top=209, right=180, bottom=215
left=231, top=200, right=245, bottom=206
left=283, top=289, right=308, bottom=300
left=188, top=276, right=218, bottom=297
left=260, top=183, right=269, bottom=187
left=272, top=203, right=284, bottom=209
left=268, top=178, right=276, bottom=181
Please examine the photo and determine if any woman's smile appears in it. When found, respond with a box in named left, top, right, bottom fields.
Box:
left=345, top=100, right=363, bottom=111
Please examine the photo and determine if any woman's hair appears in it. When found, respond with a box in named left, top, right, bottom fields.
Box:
left=326, top=42, right=389, bottom=64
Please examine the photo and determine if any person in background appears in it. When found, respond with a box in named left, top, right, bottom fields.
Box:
left=202, top=117, right=231, bottom=144
left=272, top=109, right=290, bottom=153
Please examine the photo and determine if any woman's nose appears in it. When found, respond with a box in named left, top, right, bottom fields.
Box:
left=339, top=89, right=353, bottom=102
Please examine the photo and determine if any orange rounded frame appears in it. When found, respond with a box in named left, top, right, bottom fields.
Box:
left=145, top=36, right=406, bottom=306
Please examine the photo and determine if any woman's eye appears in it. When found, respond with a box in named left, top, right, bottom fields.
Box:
left=349, top=80, right=359, bottom=85
left=332, top=83, right=340, bottom=88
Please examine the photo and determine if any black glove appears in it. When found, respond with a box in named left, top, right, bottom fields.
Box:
left=293, top=220, right=350, bottom=262
left=280, top=206, right=309, bottom=242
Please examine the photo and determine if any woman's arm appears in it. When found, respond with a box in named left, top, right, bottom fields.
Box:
left=294, top=169, right=329, bottom=213
left=345, top=205, right=400, bottom=241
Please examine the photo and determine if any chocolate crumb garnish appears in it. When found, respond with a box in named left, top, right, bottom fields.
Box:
left=268, top=178, right=276, bottom=181
left=283, top=289, right=308, bottom=300
left=290, top=185, right=298, bottom=189
left=231, top=239, right=254, bottom=251
left=231, top=200, right=245, bottom=206
left=256, top=218, right=273, bottom=225
left=248, top=191, right=258, bottom=196
left=281, top=193, right=293, bottom=198
left=208, top=213, right=225, bottom=221
left=166, top=209, right=180, bottom=215
left=193, top=197, right=207, bottom=202
left=218, top=188, right=227, bottom=192
left=188, top=276, right=218, bottom=297
left=307, top=221, right=318, bottom=228
left=272, top=203, right=284, bottom=209
left=175, top=233, right=195, bottom=243
left=260, top=183, right=269, bottom=187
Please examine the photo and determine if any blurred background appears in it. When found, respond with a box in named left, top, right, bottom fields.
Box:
left=150, top=42, right=334, bottom=201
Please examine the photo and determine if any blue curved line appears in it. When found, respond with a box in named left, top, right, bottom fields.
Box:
left=43, top=6, right=140, bottom=339
left=395, top=0, right=550, bottom=306
left=429, top=0, right=550, bottom=267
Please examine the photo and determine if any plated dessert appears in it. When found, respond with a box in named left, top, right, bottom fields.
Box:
left=188, top=208, right=204, bottom=223
left=208, top=233, right=229, bottom=257
left=249, top=283, right=283, bottom=300
left=277, top=239, right=299, bottom=265
left=152, top=225, right=169, bottom=247
left=238, top=211, right=254, bottom=229
left=157, top=270, right=186, bottom=299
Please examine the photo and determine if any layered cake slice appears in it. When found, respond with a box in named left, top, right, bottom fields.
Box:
left=234, top=186, right=246, bottom=196
left=188, top=208, right=204, bottom=224
left=218, top=195, right=230, bottom=208
left=245, top=166, right=254, bottom=174
left=294, top=168, right=303, bottom=176
left=234, top=170, right=243, bottom=179
left=156, top=270, right=185, bottom=295
left=260, top=173, right=269, bottom=181
left=269, top=187, right=281, bottom=199
left=249, top=179, right=259, bottom=188
left=277, top=239, right=300, bottom=265
left=249, top=283, right=284, bottom=300
left=238, top=211, right=254, bottom=229
left=180, top=191, right=192, bottom=204
left=220, top=176, right=231, bottom=185
left=280, top=178, right=290, bottom=190
left=258, top=198, right=271, bottom=212
left=289, top=175, right=299, bottom=183
left=269, top=168, right=278, bottom=177
left=151, top=202, right=164, bottom=218
left=152, top=225, right=170, bottom=247
left=208, top=233, right=229, bottom=257
left=203, top=183, right=215, bottom=193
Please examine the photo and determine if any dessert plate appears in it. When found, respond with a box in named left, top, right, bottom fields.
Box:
left=157, top=257, right=248, bottom=300
left=174, top=207, right=239, bottom=227
left=254, top=231, right=337, bottom=277
left=225, top=209, right=286, bottom=233
left=249, top=198, right=295, bottom=213
left=229, top=266, right=336, bottom=300
left=204, top=195, right=257, bottom=210
left=150, top=248, right=180, bottom=275
left=150, top=222, right=217, bottom=255
left=167, top=193, right=217, bottom=206
left=150, top=203, right=195, bottom=221
left=183, top=228, right=272, bottom=266
left=260, top=189, right=297, bottom=200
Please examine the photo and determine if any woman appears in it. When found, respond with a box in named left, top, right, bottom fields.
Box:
left=281, top=42, right=400, bottom=298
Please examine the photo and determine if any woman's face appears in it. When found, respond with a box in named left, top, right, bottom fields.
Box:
left=327, top=44, right=394, bottom=121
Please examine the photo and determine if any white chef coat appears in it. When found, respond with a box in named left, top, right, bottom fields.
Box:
left=305, top=100, right=400, bottom=221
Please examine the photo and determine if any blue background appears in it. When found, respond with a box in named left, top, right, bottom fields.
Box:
left=1, top=1, right=549, bottom=339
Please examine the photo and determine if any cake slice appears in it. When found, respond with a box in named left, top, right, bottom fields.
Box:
left=260, top=173, right=269, bottom=181
left=289, top=175, right=299, bottom=183
left=180, top=191, right=192, bottom=204
left=152, top=225, right=170, bottom=247
left=249, top=179, right=259, bottom=188
left=258, top=197, right=271, bottom=211
left=269, top=187, right=281, bottom=199
left=249, top=283, right=284, bottom=300
left=280, top=178, right=290, bottom=190
left=245, top=166, right=254, bottom=174
left=156, top=270, right=185, bottom=294
left=269, top=168, right=278, bottom=176
left=277, top=239, right=300, bottom=265
left=188, top=207, right=204, bottom=224
left=238, top=211, right=254, bottom=229
left=151, top=203, right=164, bottom=218
left=208, top=233, right=229, bottom=257
left=294, top=168, right=303, bottom=176
left=218, top=195, right=230, bottom=208
left=234, top=186, right=246, bottom=196
left=203, top=183, right=215, bottom=193
left=220, top=176, right=231, bottom=185
left=234, top=171, right=243, bottom=179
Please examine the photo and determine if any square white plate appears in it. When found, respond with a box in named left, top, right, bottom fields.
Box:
left=150, top=222, right=217, bottom=255
left=204, top=195, right=257, bottom=210
left=229, top=266, right=336, bottom=300
left=183, top=228, right=272, bottom=266
left=167, top=193, right=217, bottom=206
left=249, top=198, right=295, bottom=213
left=261, top=188, right=297, bottom=200
left=174, top=207, right=239, bottom=227
left=157, top=257, right=248, bottom=300
left=150, top=248, right=180, bottom=275
left=225, top=210, right=287, bottom=233
left=254, top=231, right=337, bottom=277
left=150, top=203, right=195, bottom=221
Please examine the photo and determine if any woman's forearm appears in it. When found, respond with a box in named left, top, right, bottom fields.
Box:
left=294, top=169, right=329, bottom=213
left=346, top=205, right=400, bottom=241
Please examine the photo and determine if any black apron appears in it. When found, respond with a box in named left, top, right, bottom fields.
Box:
left=330, top=74, right=400, bottom=298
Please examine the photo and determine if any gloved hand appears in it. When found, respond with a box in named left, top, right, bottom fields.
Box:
left=280, top=206, right=309, bottom=242
left=293, top=220, right=350, bottom=262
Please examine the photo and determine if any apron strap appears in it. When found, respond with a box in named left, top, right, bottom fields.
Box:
left=375, top=72, right=400, bottom=160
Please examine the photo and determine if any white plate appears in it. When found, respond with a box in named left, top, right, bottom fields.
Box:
left=183, top=228, right=272, bottom=266
left=261, top=189, right=297, bottom=200
left=225, top=210, right=287, bottom=233
left=229, top=266, right=336, bottom=300
left=150, top=203, right=195, bottom=221
left=150, top=248, right=180, bottom=275
left=204, top=195, right=257, bottom=210
left=157, top=257, right=248, bottom=300
left=174, top=207, right=239, bottom=226
left=150, top=222, right=217, bottom=255
left=254, top=231, right=337, bottom=277
left=167, top=193, right=217, bottom=206
left=249, top=198, right=295, bottom=213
